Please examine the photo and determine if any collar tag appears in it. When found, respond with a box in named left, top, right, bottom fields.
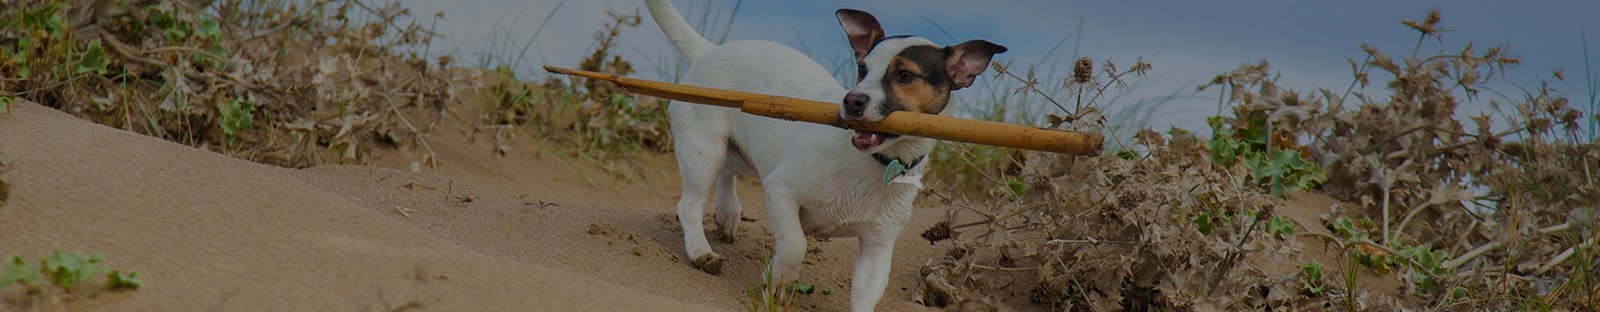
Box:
left=881, top=158, right=906, bottom=184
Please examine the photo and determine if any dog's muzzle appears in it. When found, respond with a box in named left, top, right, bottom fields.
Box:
left=842, top=92, right=870, bottom=120
left=841, top=92, right=898, bottom=151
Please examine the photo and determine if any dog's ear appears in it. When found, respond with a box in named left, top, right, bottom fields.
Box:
left=944, top=40, right=1007, bottom=90
left=836, top=9, right=884, bottom=63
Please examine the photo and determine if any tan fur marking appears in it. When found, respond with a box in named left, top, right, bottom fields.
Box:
left=887, top=57, right=949, bottom=114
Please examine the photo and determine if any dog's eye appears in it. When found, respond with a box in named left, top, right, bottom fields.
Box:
left=857, top=64, right=867, bottom=80
left=895, top=70, right=916, bottom=83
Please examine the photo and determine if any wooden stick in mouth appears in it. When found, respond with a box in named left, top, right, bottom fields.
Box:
left=543, top=66, right=1103, bottom=156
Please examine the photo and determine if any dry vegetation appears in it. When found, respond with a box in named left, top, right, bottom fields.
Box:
left=0, top=0, right=667, bottom=172
left=914, top=10, right=1598, bottom=311
left=475, top=9, right=672, bottom=173
left=2, top=1, right=1595, bottom=311
left=1, top=0, right=461, bottom=167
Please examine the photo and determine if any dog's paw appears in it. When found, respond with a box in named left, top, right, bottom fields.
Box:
left=692, top=253, right=725, bottom=275
left=713, top=226, right=737, bottom=243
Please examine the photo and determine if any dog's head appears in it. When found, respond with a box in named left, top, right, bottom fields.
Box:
left=835, top=9, right=1006, bottom=152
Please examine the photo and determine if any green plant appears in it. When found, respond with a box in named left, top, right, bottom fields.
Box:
left=1266, top=214, right=1294, bottom=239
left=42, top=251, right=105, bottom=291
left=1327, top=217, right=1366, bottom=241
left=3, top=251, right=140, bottom=293
left=1191, top=212, right=1216, bottom=235
left=1204, top=115, right=1324, bottom=198
left=746, top=250, right=797, bottom=312
left=1325, top=217, right=1392, bottom=273
left=2, top=255, right=37, bottom=289
left=217, top=98, right=255, bottom=149
left=1395, top=244, right=1448, bottom=290
left=107, top=270, right=142, bottom=289
left=1004, top=175, right=1027, bottom=197
left=1342, top=252, right=1359, bottom=310
left=792, top=280, right=815, bottom=295
left=1300, top=261, right=1324, bottom=296
left=73, top=39, right=107, bottom=75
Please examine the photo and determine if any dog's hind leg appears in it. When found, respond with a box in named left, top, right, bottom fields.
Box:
left=713, top=148, right=755, bottom=243
left=712, top=166, right=742, bottom=243
left=672, top=130, right=730, bottom=274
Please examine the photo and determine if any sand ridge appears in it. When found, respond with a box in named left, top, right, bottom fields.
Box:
left=0, top=100, right=952, bottom=311
left=0, top=102, right=723, bottom=311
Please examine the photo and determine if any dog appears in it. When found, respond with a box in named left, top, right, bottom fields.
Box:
left=644, top=1, right=1004, bottom=310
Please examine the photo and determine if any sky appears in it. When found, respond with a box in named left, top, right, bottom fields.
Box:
left=396, top=0, right=1600, bottom=137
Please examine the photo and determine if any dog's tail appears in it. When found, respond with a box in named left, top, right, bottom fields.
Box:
left=645, top=0, right=715, bottom=62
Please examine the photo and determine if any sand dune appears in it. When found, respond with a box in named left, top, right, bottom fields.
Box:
left=0, top=101, right=950, bottom=311
left=0, top=102, right=725, bottom=311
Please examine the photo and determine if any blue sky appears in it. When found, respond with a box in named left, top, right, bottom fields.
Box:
left=399, top=0, right=1600, bottom=136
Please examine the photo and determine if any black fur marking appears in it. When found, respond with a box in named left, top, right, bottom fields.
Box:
left=857, top=35, right=917, bottom=82
left=879, top=45, right=953, bottom=115
left=871, top=35, right=916, bottom=50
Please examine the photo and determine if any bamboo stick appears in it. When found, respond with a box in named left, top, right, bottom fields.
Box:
left=544, top=66, right=1103, bottom=155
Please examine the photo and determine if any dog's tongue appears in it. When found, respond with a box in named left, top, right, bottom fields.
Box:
left=852, top=131, right=883, bottom=151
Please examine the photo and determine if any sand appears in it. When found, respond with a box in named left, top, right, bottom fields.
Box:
left=0, top=101, right=950, bottom=311
left=0, top=99, right=1373, bottom=311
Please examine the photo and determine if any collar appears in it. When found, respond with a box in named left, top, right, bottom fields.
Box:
left=873, top=152, right=926, bottom=185
left=871, top=153, right=925, bottom=169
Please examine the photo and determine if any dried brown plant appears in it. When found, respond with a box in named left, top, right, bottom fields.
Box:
left=1, top=0, right=456, bottom=167
left=917, top=9, right=1597, bottom=311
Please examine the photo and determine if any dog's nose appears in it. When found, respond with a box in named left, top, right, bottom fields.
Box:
left=842, top=92, right=869, bottom=117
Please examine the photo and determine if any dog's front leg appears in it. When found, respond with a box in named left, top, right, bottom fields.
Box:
left=762, top=186, right=806, bottom=288
left=849, top=229, right=899, bottom=312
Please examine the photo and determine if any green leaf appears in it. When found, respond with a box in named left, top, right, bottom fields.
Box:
left=107, top=270, right=141, bottom=289
left=1398, top=244, right=1450, bottom=289
left=149, top=9, right=189, bottom=41
left=41, top=250, right=106, bottom=291
left=1006, top=177, right=1027, bottom=197
left=21, top=3, right=68, bottom=36
left=1349, top=249, right=1389, bottom=274
left=1191, top=213, right=1215, bottom=235
left=793, top=280, right=814, bottom=295
left=75, top=39, right=109, bottom=75
left=2, top=255, right=38, bottom=288
left=0, top=93, right=13, bottom=111
left=1329, top=217, right=1366, bottom=241
left=217, top=98, right=256, bottom=136
left=1451, top=286, right=1466, bottom=299
left=1300, top=261, right=1323, bottom=280
left=195, top=43, right=230, bottom=69
left=1238, top=113, right=1269, bottom=147
left=196, top=18, right=221, bottom=40
left=1267, top=215, right=1294, bottom=239
left=1114, top=149, right=1140, bottom=160
left=609, top=93, right=629, bottom=108
left=821, top=287, right=835, bottom=295
left=1300, top=261, right=1324, bottom=295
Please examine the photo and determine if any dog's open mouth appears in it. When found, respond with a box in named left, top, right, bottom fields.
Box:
left=851, top=130, right=899, bottom=151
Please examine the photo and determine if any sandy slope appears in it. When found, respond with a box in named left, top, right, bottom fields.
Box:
left=0, top=99, right=1374, bottom=311
left=0, top=100, right=952, bottom=311
left=0, top=102, right=722, bottom=311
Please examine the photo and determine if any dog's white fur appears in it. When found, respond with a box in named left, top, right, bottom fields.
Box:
left=644, top=1, right=998, bottom=310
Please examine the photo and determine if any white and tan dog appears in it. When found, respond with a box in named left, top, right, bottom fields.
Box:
left=644, top=1, right=1004, bottom=310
